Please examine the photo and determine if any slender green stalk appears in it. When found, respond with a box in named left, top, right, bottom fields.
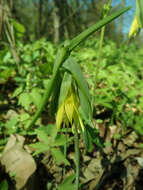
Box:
left=94, top=25, right=105, bottom=90
left=74, top=125, right=80, bottom=190
left=93, top=0, right=112, bottom=105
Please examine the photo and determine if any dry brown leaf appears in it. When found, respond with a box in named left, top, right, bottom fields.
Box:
left=0, top=134, right=36, bottom=190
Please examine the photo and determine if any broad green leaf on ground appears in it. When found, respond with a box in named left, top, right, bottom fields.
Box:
left=53, top=134, right=67, bottom=146
left=12, top=85, right=24, bottom=98
left=35, top=129, right=49, bottom=143
left=30, top=142, right=50, bottom=155
left=58, top=174, right=75, bottom=190
left=30, top=88, right=42, bottom=109
left=5, top=117, right=19, bottom=134
left=51, top=148, right=70, bottom=166
left=18, top=92, right=32, bottom=110
left=0, top=180, right=8, bottom=190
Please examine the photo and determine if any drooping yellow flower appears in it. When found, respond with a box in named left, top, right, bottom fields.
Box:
left=129, top=16, right=141, bottom=38
left=56, top=87, right=85, bottom=132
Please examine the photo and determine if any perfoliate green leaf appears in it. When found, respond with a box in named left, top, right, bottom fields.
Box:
left=78, top=88, right=92, bottom=123
left=63, top=58, right=92, bottom=117
left=58, top=72, right=72, bottom=107
left=50, top=73, right=62, bottom=115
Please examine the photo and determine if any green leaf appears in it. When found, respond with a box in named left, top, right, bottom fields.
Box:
left=10, top=18, right=25, bottom=38
left=53, top=134, right=67, bottom=146
left=5, top=117, right=18, bottom=128
left=51, top=148, right=70, bottom=166
left=39, top=63, right=53, bottom=75
left=30, top=142, right=49, bottom=155
left=63, top=58, right=92, bottom=118
left=104, top=141, right=112, bottom=147
left=19, top=113, right=30, bottom=122
left=82, top=126, right=93, bottom=152
left=68, top=7, right=131, bottom=51
left=35, top=129, right=48, bottom=143
left=18, top=92, right=32, bottom=110
left=58, top=174, right=75, bottom=190
left=113, top=133, right=121, bottom=140
left=0, top=180, right=8, bottom=190
left=46, top=124, right=58, bottom=139
left=58, top=72, right=72, bottom=107
left=12, top=85, right=24, bottom=98
left=30, top=88, right=42, bottom=109
left=50, top=73, right=62, bottom=115
left=79, top=88, right=92, bottom=122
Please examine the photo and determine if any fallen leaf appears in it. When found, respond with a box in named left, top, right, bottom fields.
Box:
left=0, top=134, right=36, bottom=189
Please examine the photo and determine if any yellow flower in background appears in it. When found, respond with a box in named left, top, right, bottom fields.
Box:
left=129, top=0, right=143, bottom=38
left=56, top=87, right=85, bottom=132
left=129, top=16, right=140, bottom=38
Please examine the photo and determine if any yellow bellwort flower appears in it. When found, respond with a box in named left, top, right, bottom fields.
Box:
left=56, top=87, right=85, bottom=132
left=129, top=16, right=140, bottom=38
left=129, top=0, right=143, bottom=38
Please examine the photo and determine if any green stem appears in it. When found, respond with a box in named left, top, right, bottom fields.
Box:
left=74, top=125, right=80, bottom=190
left=63, top=124, right=67, bottom=176
left=94, top=25, right=105, bottom=90
left=92, top=0, right=112, bottom=106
